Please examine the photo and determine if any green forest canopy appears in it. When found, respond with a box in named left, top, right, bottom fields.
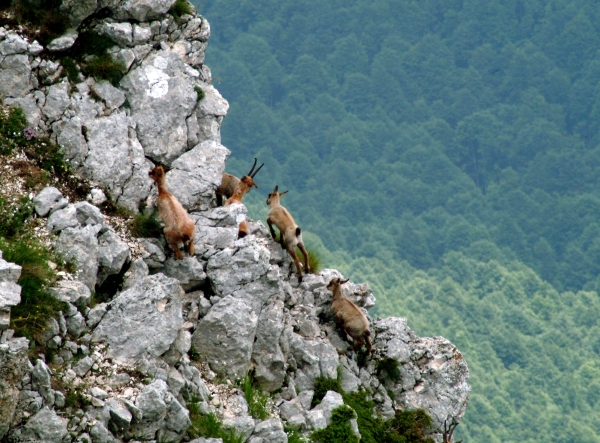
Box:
left=194, top=1, right=600, bottom=442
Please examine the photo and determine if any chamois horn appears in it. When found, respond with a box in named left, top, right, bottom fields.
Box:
left=247, top=158, right=264, bottom=178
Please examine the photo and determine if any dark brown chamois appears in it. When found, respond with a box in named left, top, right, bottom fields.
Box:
left=327, top=277, right=372, bottom=353
left=215, top=158, right=263, bottom=206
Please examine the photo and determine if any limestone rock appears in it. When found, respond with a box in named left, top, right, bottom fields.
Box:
left=49, top=280, right=92, bottom=309
left=18, top=406, right=68, bottom=442
left=191, top=295, right=258, bottom=379
left=33, top=187, right=63, bottom=217
left=47, top=30, right=78, bottom=52
left=93, top=273, right=184, bottom=363
left=252, top=300, right=286, bottom=391
left=0, top=338, right=29, bottom=439
left=55, top=225, right=101, bottom=290
left=90, top=80, right=126, bottom=109
left=0, top=54, right=32, bottom=99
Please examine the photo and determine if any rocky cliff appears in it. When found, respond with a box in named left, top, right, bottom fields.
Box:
left=0, top=1, right=469, bottom=442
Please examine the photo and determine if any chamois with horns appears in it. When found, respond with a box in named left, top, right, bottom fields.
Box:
left=148, top=165, right=195, bottom=260
left=327, top=277, right=372, bottom=353
left=266, top=185, right=310, bottom=282
left=215, top=158, right=264, bottom=206
left=224, top=161, right=262, bottom=238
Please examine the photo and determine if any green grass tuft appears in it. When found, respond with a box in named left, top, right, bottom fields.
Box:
left=0, top=196, right=33, bottom=239
left=61, top=57, right=80, bottom=83
left=187, top=399, right=245, bottom=443
left=311, top=376, right=343, bottom=408
left=241, top=372, right=271, bottom=420
left=82, top=54, right=125, bottom=86
left=376, top=358, right=401, bottom=380
left=130, top=212, right=163, bottom=238
left=72, top=31, right=117, bottom=58
left=195, top=86, right=205, bottom=102
left=6, top=1, right=69, bottom=45
left=310, top=405, right=359, bottom=443
left=1, top=239, right=68, bottom=343
left=0, top=106, right=28, bottom=154
left=169, top=0, right=194, bottom=18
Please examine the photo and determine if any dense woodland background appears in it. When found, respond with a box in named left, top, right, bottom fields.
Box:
left=193, top=1, right=600, bottom=442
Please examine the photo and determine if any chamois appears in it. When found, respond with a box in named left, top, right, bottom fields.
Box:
left=327, top=277, right=372, bottom=353
left=148, top=165, right=195, bottom=260
left=224, top=173, right=259, bottom=238
left=266, top=185, right=310, bottom=282
left=215, top=158, right=263, bottom=206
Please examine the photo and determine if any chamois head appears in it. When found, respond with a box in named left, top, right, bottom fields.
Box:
left=266, top=185, right=289, bottom=205
left=239, top=175, right=259, bottom=189
left=148, top=165, right=171, bottom=182
left=327, top=277, right=350, bottom=292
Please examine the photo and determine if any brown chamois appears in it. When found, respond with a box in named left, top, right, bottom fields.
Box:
left=327, top=277, right=372, bottom=353
left=215, top=158, right=263, bottom=206
left=266, top=185, right=310, bottom=282
left=148, top=165, right=195, bottom=260
left=224, top=173, right=258, bottom=238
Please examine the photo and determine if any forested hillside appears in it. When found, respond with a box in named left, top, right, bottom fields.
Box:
left=194, top=1, right=600, bottom=442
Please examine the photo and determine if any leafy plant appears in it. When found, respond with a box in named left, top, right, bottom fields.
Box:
left=169, top=0, right=194, bottom=18
left=61, top=57, right=80, bottom=83
left=241, top=372, right=271, bottom=420
left=130, top=212, right=163, bottom=238
left=311, top=376, right=343, bottom=408
left=309, top=405, right=359, bottom=443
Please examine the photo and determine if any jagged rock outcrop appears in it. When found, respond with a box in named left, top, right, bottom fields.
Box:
left=0, top=1, right=469, bottom=442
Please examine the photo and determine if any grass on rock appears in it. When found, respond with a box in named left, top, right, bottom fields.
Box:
left=241, top=372, right=271, bottom=420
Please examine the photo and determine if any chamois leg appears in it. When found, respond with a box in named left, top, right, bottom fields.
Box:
left=287, top=245, right=304, bottom=283
left=267, top=218, right=278, bottom=241
left=187, top=237, right=195, bottom=256
left=298, top=241, right=311, bottom=274
left=216, top=193, right=224, bottom=207
left=165, top=230, right=184, bottom=260
left=364, top=331, right=372, bottom=353
left=348, top=335, right=365, bottom=352
left=335, top=316, right=348, bottom=341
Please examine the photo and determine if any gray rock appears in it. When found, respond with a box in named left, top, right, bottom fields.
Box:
left=72, top=356, right=94, bottom=377
left=86, top=303, right=108, bottom=328
left=122, top=257, right=149, bottom=290
left=163, top=329, right=191, bottom=365
left=88, top=188, right=107, bottom=205
left=42, top=79, right=71, bottom=123
left=74, top=202, right=106, bottom=226
left=288, top=333, right=339, bottom=386
left=0, top=54, right=32, bottom=100
left=60, top=0, right=98, bottom=27
left=90, top=80, right=126, bottom=109
left=133, top=23, right=153, bottom=44
left=250, top=419, right=287, bottom=443
left=374, top=317, right=470, bottom=432
left=93, top=273, right=184, bottom=363
left=163, top=256, right=206, bottom=291
left=47, top=205, right=79, bottom=233
left=39, top=317, right=60, bottom=345
left=4, top=93, right=43, bottom=127
left=49, top=280, right=91, bottom=309
left=66, top=311, right=86, bottom=338
left=110, top=0, right=177, bottom=22
left=222, top=416, right=255, bottom=441
left=120, top=48, right=199, bottom=165
left=0, top=256, right=21, bottom=283
left=252, top=300, right=285, bottom=391
left=168, top=140, right=230, bottom=210
left=33, top=187, right=63, bottom=217
left=191, top=295, right=258, bottom=379
left=106, top=398, right=132, bottom=431
left=0, top=33, right=29, bottom=55
left=89, top=421, right=115, bottom=443
left=47, top=29, right=78, bottom=52
left=0, top=337, right=29, bottom=438
left=20, top=406, right=68, bottom=442
left=97, top=229, right=131, bottom=284
left=99, top=22, right=133, bottom=46
left=55, top=225, right=101, bottom=290
left=307, top=391, right=344, bottom=431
